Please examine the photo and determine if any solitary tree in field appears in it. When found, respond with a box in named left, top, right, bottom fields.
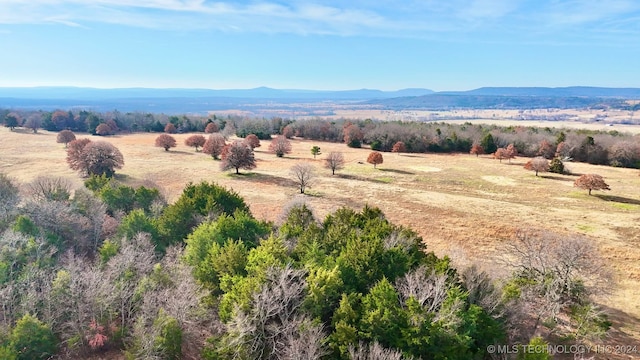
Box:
left=290, top=163, right=315, bottom=194
left=24, top=113, right=42, bottom=133
left=220, top=140, right=256, bottom=174
left=493, top=148, right=507, bottom=163
left=57, top=130, right=76, bottom=148
left=67, top=139, right=124, bottom=177
left=245, top=134, right=261, bottom=149
left=203, top=133, right=226, bottom=159
left=367, top=151, right=383, bottom=169
left=155, top=134, right=177, bottom=151
left=524, top=157, right=549, bottom=176
left=324, top=151, right=345, bottom=175
left=204, top=122, right=218, bottom=134
left=3, top=112, right=20, bottom=130
left=269, top=136, right=292, bottom=157
left=164, top=123, right=177, bottom=134
left=311, top=146, right=321, bottom=159
left=574, top=174, right=610, bottom=195
left=505, top=143, right=517, bottom=163
left=185, top=134, right=206, bottom=152
left=470, top=143, right=484, bottom=157
left=391, top=141, right=407, bottom=154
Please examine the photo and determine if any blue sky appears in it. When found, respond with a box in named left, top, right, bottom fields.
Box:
left=1, top=0, right=640, bottom=91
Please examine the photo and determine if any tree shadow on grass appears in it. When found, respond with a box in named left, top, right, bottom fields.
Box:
left=378, top=168, right=415, bottom=175
left=540, top=174, right=573, bottom=182
left=593, top=194, right=640, bottom=206
left=228, top=172, right=298, bottom=187
left=336, top=173, right=392, bottom=184
left=597, top=305, right=640, bottom=350
left=164, top=150, right=194, bottom=155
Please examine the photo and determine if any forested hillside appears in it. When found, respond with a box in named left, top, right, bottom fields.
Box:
left=0, top=173, right=612, bottom=359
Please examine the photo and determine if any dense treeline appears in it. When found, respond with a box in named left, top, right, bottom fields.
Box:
left=2, top=108, right=639, bottom=169
left=0, top=170, right=612, bottom=359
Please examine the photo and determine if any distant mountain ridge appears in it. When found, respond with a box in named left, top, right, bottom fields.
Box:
left=0, top=86, right=434, bottom=100
left=1, top=86, right=639, bottom=113
left=442, top=86, right=640, bottom=98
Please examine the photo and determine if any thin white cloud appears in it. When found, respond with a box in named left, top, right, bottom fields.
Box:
left=0, top=0, right=639, bottom=43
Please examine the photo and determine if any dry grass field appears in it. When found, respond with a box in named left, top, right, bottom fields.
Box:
left=2, top=127, right=640, bottom=353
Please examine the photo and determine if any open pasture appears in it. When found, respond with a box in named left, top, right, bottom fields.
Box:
left=2, top=127, right=640, bottom=349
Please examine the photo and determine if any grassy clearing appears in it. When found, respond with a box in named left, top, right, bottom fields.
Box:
left=3, top=128, right=640, bottom=348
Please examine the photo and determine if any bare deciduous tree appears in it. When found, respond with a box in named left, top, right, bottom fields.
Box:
left=502, top=229, right=612, bottom=338
left=290, top=163, right=315, bottom=194
left=524, top=157, right=549, bottom=176
left=324, top=151, right=345, bottom=175
left=24, top=113, right=43, bottom=133
left=574, top=174, right=610, bottom=195
left=26, top=176, right=72, bottom=202
left=0, top=173, right=19, bottom=228
left=395, top=266, right=449, bottom=313
left=226, top=265, right=309, bottom=359
left=269, top=136, right=292, bottom=157
left=348, top=341, right=411, bottom=360
left=220, top=140, right=256, bottom=174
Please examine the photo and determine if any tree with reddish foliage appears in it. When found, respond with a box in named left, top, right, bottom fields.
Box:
left=204, top=122, right=218, bottom=133
left=67, top=139, right=124, bottom=177
left=282, top=124, right=295, bottom=139
left=164, top=123, right=177, bottom=134
left=470, top=143, right=484, bottom=157
left=245, top=134, right=261, bottom=149
left=220, top=140, right=256, bottom=174
left=493, top=148, right=507, bottom=162
left=391, top=141, right=407, bottom=154
left=51, top=110, right=72, bottom=130
left=367, top=151, right=383, bottom=169
left=537, top=139, right=555, bottom=159
left=203, top=133, right=226, bottom=159
left=524, top=157, right=549, bottom=176
left=555, top=141, right=571, bottom=159
left=57, top=130, right=76, bottom=147
left=324, top=151, right=344, bottom=175
left=505, top=143, right=517, bottom=163
left=185, top=134, right=206, bottom=152
left=574, top=174, right=610, bottom=195
left=155, top=134, right=177, bottom=151
left=269, top=136, right=292, bottom=157
left=95, top=123, right=112, bottom=136
left=343, top=124, right=364, bottom=148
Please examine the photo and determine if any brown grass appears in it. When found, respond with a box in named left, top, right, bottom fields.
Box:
left=2, top=128, right=640, bottom=351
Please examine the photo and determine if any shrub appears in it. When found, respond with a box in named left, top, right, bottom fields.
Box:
left=548, top=157, right=565, bottom=174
